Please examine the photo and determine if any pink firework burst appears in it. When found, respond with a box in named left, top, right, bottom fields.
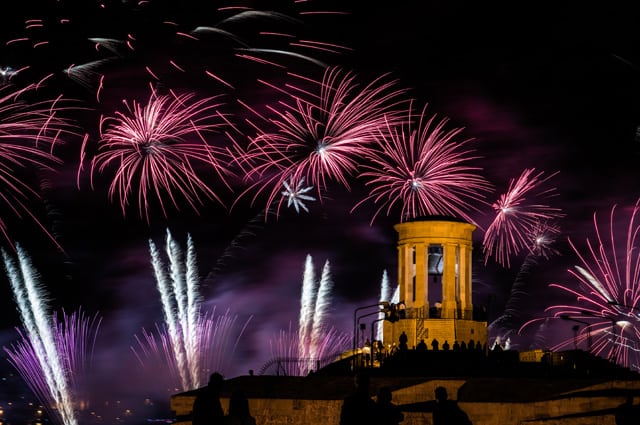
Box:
left=352, top=101, right=493, bottom=225
left=235, top=66, right=410, bottom=217
left=483, top=168, right=564, bottom=268
left=85, top=90, right=235, bottom=222
left=519, top=200, right=640, bottom=371
left=0, top=81, right=80, bottom=251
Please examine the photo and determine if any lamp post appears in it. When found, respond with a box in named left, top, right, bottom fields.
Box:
left=352, top=302, right=390, bottom=370
left=370, top=317, right=385, bottom=367
left=559, top=314, right=593, bottom=351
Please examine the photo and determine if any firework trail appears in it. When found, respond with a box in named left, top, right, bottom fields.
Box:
left=489, top=253, right=540, bottom=349
left=2, top=246, right=101, bottom=425
left=235, top=65, right=410, bottom=218
left=84, top=91, right=235, bottom=223
left=310, top=259, right=333, bottom=359
left=352, top=100, right=493, bottom=225
left=148, top=228, right=203, bottom=390
left=489, top=222, right=562, bottom=348
left=376, top=269, right=392, bottom=342
left=134, top=228, right=251, bottom=391
left=2, top=1, right=349, bottom=102
left=270, top=255, right=350, bottom=375
left=483, top=168, right=564, bottom=268
left=0, top=81, right=81, bottom=251
left=298, top=254, right=316, bottom=361
left=519, top=200, right=640, bottom=371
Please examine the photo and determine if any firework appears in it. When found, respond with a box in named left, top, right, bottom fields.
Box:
left=483, top=168, right=564, bottom=268
left=281, top=176, right=316, bottom=213
left=376, top=270, right=392, bottom=342
left=132, top=229, right=251, bottom=391
left=85, top=91, right=235, bottom=223
left=268, top=254, right=350, bottom=376
left=519, top=200, right=640, bottom=371
left=2, top=246, right=101, bottom=425
left=0, top=82, right=80, bottom=251
left=235, top=66, right=410, bottom=217
left=352, top=101, right=492, bottom=225
left=1, top=1, right=349, bottom=101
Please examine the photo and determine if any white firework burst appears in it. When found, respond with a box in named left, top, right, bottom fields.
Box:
left=282, top=177, right=316, bottom=213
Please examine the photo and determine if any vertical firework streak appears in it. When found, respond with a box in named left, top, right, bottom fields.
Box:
left=2, top=246, right=100, bottom=425
left=138, top=228, right=252, bottom=390
left=298, top=254, right=316, bottom=361
left=269, top=255, right=350, bottom=376
left=519, top=200, right=640, bottom=371
left=377, top=270, right=391, bottom=342
left=309, top=259, right=332, bottom=359
left=148, top=229, right=200, bottom=390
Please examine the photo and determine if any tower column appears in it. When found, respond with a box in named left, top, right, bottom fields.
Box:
left=441, top=243, right=457, bottom=318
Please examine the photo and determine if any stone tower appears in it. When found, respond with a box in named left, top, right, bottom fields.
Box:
left=383, top=216, right=487, bottom=351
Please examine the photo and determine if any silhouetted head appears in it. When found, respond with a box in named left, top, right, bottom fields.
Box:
left=377, top=386, right=392, bottom=403
left=208, top=372, right=224, bottom=390
left=435, top=386, right=448, bottom=402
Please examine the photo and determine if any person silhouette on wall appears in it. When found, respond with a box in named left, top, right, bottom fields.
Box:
left=431, top=338, right=439, bottom=351
left=399, top=331, right=408, bottom=351
left=376, top=386, right=404, bottom=425
left=432, top=386, right=472, bottom=425
left=224, top=389, right=256, bottom=425
left=340, top=373, right=378, bottom=425
left=416, top=339, right=427, bottom=351
left=192, top=372, right=225, bottom=425
left=615, top=394, right=639, bottom=425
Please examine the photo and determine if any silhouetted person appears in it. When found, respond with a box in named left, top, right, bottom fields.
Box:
left=192, top=372, right=225, bottom=425
left=416, top=339, right=427, bottom=351
left=340, top=373, right=378, bottom=425
left=433, top=386, right=472, bottom=425
left=431, top=338, right=439, bottom=351
left=615, top=394, right=639, bottom=425
left=452, top=340, right=461, bottom=351
left=399, top=332, right=408, bottom=351
left=224, top=390, right=256, bottom=425
left=376, top=340, right=385, bottom=362
left=442, top=340, right=450, bottom=351
left=376, top=386, right=404, bottom=425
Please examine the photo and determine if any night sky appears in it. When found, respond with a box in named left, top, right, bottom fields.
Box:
left=1, top=0, right=640, bottom=418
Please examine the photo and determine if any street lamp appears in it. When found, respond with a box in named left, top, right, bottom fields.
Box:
left=353, top=302, right=390, bottom=369
left=370, top=317, right=385, bottom=367
left=559, top=314, right=593, bottom=351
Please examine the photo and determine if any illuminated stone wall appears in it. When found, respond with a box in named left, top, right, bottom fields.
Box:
left=171, top=376, right=640, bottom=425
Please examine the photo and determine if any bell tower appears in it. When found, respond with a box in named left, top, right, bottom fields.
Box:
left=384, top=216, right=487, bottom=350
